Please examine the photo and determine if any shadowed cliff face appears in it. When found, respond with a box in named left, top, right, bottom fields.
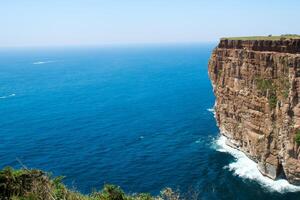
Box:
left=209, top=38, right=300, bottom=184
left=218, top=39, right=300, bottom=54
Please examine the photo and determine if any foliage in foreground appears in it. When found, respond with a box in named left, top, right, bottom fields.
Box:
left=0, top=167, right=181, bottom=200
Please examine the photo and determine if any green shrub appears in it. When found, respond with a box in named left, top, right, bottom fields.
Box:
left=52, top=176, right=68, bottom=199
left=134, top=193, right=153, bottom=200
left=256, top=79, right=273, bottom=93
left=0, top=167, right=181, bottom=200
left=296, top=130, right=300, bottom=145
left=95, top=184, right=125, bottom=200
left=255, top=78, right=280, bottom=109
left=217, top=70, right=222, bottom=77
left=268, top=94, right=277, bottom=109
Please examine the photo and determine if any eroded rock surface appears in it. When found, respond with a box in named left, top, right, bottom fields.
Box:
left=208, top=38, right=300, bottom=184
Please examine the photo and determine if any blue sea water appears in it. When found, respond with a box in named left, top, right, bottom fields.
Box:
left=0, top=44, right=299, bottom=199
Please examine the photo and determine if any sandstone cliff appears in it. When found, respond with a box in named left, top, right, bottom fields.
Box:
left=208, top=38, right=300, bottom=184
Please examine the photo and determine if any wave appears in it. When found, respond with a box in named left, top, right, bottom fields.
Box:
left=0, top=93, right=16, bottom=99
left=195, top=139, right=201, bottom=144
left=213, top=135, right=300, bottom=193
left=33, top=61, right=55, bottom=65
left=207, top=108, right=214, bottom=113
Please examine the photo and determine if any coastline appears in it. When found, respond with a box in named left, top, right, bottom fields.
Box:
left=208, top=106, right=300, bottom=193
left=214, top=134, right=300, bottom=193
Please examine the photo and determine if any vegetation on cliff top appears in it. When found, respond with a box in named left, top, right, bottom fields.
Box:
left=0, top=167, right=181, bottom=200
left=221, top=34, right=300, bottom=41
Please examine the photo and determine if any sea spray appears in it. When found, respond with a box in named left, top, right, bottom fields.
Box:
left=213, top=135, right=300, bottom=193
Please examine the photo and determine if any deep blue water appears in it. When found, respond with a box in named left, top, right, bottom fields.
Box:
left=0, top=44, right=299, bottom=199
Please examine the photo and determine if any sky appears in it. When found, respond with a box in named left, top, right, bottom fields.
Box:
left=1, top=0, right=300, bottom=47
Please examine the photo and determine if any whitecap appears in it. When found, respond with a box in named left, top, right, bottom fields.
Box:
left=0, top=93, right=16, bottom=99
left=214, top=135, right=300, bottom=193
left=33, top=60, right=55, bottom=65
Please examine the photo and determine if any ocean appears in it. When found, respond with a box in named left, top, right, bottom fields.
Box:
left=0, top=44, right=299, bottom=199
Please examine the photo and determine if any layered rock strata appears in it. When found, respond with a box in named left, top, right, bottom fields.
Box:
left=209, top=38, right=300, bottom=184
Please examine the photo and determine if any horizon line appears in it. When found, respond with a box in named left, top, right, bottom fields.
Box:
left=0, top=40, right=219, bottom=49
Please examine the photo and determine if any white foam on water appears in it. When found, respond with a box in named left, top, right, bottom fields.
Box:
left=33, top=60, right=55, bottom=65
left=0, top=93, right=16, bottom=99
left=207, top=108, right=214, bottom=113
left=214, top=135, right=300, bottom=193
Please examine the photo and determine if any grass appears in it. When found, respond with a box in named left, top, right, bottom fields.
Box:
left=254, top=76, right=292, bottom=109
left=0, top=167, right=181, bottom=200
left=255, top=78, right=277, bottom=109
left=256, top=79, right=273, bottom=93
left=221, top=34, right=300, bottom=41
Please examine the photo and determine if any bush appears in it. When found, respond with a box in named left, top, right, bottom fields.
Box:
left=268, top=94, right=277, bottom=109
left=255, top=78, right=280, bottom=109
left=256, top=79, right=273, bottom=93
left=0, top=168, right=183, bottom=200
left=296, top=130, right=300, bottom=145
left=92, top=184, right=126, bottom=200
left=0, top=167, right=50, bottom=200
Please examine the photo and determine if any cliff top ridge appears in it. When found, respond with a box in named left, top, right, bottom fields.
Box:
left=221, top=34, right=300, bottom=41
left=218, top=35, right=300, bottom=54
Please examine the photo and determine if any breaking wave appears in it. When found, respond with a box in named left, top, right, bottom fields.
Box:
left=213, top=135, right=300, bottom=193
left=207, top=108, right=214, bottom=113
left=0, top=93, right=16, bottom=99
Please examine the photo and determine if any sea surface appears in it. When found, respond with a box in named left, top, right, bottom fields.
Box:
left=0, top=44, right=300, bottom=199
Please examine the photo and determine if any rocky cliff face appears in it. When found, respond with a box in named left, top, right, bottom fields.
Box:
left=208, top=38, right=300, bottom=184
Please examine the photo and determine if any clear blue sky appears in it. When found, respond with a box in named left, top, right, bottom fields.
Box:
left=1, top=0, right=299, bottom=47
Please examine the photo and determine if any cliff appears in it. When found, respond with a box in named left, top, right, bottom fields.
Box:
left=208, top=37, right=300, bottom=184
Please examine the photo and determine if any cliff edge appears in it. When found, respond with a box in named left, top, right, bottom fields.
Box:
left=208, top=37, right=300, bottom=184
